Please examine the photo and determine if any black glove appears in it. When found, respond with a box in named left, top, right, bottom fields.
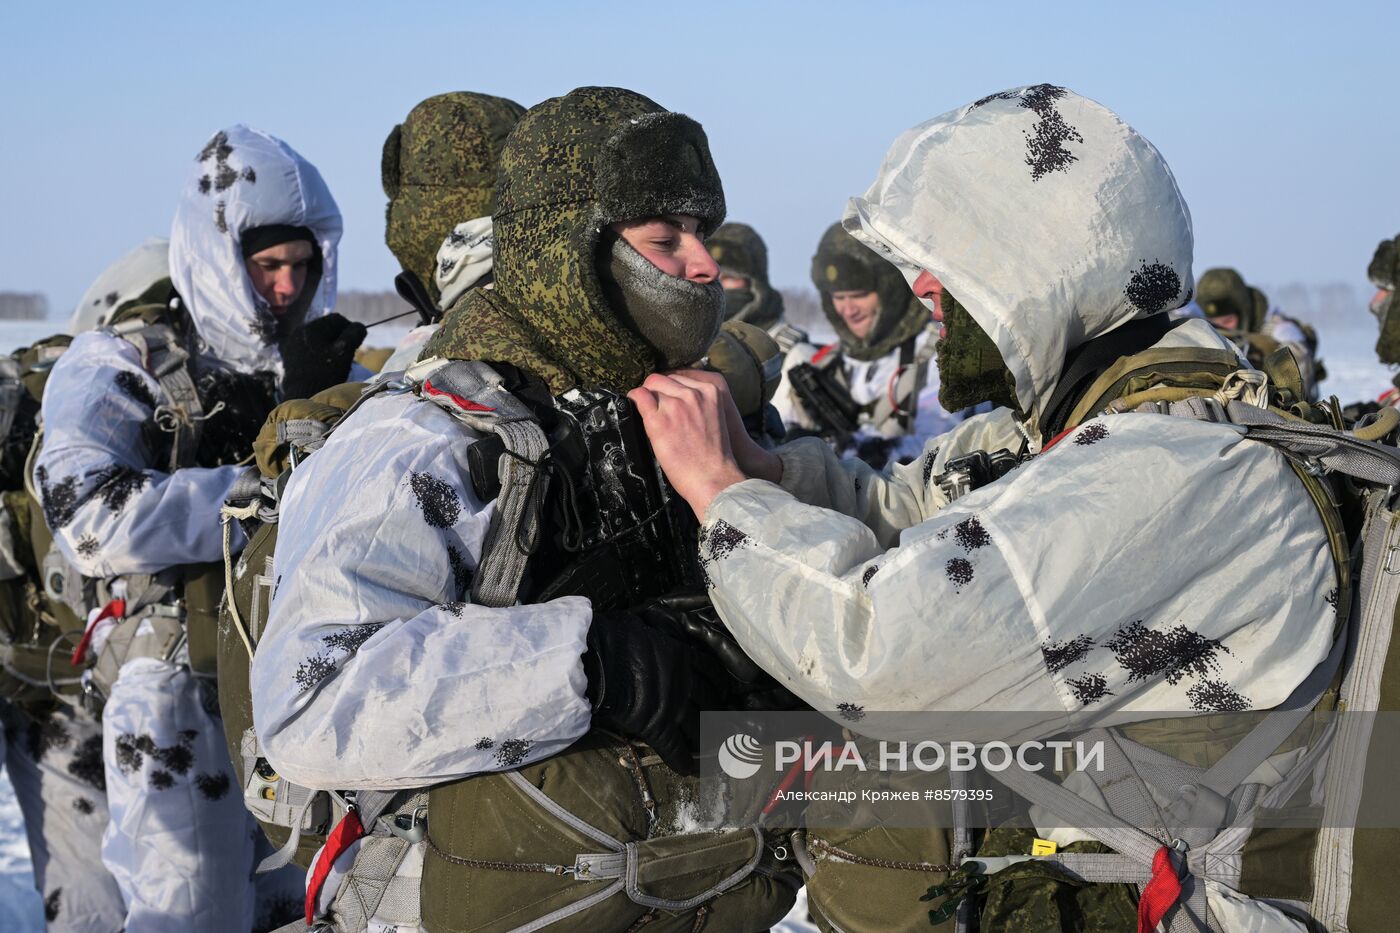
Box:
left=583, top=610, right=728, bottom=774
left=636, top=592, right=805, bottom=712
left=193, top=369, right=278, bottom=466
left=279, top=313, right=368, bottom=400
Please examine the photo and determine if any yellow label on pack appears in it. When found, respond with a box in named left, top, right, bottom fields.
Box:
left=1031, top=838, right=1058, bottom=856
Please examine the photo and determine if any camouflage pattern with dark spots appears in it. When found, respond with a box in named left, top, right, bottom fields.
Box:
left=382, top=92, right=525, bottom=306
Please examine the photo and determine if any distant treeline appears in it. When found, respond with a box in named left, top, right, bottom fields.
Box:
left=336, top=290, right=416, bottom=326
left=0, top=293, right=49, bottom=321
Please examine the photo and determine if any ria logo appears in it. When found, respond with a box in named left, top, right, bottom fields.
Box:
left=718, top=733, right=764, bottom=779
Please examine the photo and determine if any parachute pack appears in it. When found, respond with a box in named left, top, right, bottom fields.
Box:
left=219, top=358, right=800, bottom=933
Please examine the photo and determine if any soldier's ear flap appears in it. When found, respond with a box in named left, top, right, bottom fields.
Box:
left=381, top=123, right=404, bottom=200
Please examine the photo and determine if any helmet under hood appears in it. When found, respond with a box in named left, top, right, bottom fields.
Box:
left=810, top=222, right=929, bottom=361
left=69, top=237, right=169, bottom=335
left=169, top=125, right=342, bottom=375
left=422, top=86, right=727, bottom=393
left=382, top=92, right=525, bottom=307
left=843, top=84, right=1194, bottom=425
left=708, top=222, right=785, bottom=331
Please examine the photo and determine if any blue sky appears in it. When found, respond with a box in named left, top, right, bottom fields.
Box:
left=2, top=0, right=1395, bottom=317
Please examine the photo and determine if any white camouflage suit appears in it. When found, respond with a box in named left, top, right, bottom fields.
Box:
left=0, top=241, right=175, bottom=933
left=34, top=124, right=341, bottom=932
left=697, top=87, right=1334, bottom=930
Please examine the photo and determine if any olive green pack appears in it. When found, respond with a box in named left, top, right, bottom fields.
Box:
left=218, top=384, right=368, bottom=869
left=0, top=334, right=87, bottom=710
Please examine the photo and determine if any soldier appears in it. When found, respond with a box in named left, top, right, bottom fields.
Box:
left=0, top=242, right=171, bottom=932
left=376, top=91, right=526, bottom=372
left=775, top=222, right=956, bottom=468
left=635, top=85, right=1349, bottom=930
left=33, top=125, right=364, bottom=931
left=707, top=221, right=807, bottom=351
left=252, top=87, right=799, bottom=932
left=1197, top=266, right=1323, bottom=398
left=1368, top=234, right=1400, bottom=407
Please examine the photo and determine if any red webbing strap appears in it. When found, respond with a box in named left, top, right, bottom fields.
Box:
left=70, top=598, right=125, bottom=665
left=305, top=807, right=365, bottom=924
left=1137, top=845, right=1183, bottom=933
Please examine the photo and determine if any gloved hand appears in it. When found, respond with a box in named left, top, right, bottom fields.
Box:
left=583, top=609, right=728, bottom=775
left=636, top=591, right=804, bottom=711
left=279, top=313, right=368, bottom=400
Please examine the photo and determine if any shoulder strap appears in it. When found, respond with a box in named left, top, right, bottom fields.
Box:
left=871, top=331, right=937, bottom=431
left=106, top=303, right=205, bottom=471
left=404, top=357, right=549, bottom=609
left=1040, top=314, right=1189, bottom=440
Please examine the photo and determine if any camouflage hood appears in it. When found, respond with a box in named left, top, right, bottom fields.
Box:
left=423, top=86, right=726, bottom=393
left=810, top=221, right=928, bottom=361
left=708, top=222, right=784, bottom=331
left=382, top=92, right=525, bottom=306
left=1196, top=267, right=1267, bottom=333
left=170, top=125, right=342, bottom=375
left=844, top=84, right=1193, bottom=423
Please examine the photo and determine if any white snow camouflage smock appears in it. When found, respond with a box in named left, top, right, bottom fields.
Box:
left=699, top=86, right=1336, bottom=740
left=253, top=388, right=593, bottom=790
left=33, top=124, right=342, bottom=933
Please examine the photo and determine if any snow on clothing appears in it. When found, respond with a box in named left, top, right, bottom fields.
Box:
left=253, top=389, right=593, bottom=791
left=0, top=702, right=125, bottom=933
left=700, top=86, right=1336, bottom=739
left=33, top=124, right=343, bottom=931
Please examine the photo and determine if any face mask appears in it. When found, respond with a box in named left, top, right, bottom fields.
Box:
left=935, top=289, right=1019, bottom=412
left=599, top=234, right=725, bottom=370
left=722, top=287, right=756, bottom=321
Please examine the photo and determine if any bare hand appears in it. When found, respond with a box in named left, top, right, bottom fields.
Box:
left=629, top=373, right=748, bottom=518
left=667, top=369, right=782, bottom=483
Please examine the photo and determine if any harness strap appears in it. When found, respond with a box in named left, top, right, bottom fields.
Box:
left=1039, top=314, right=1187, bottom=440
left=871, top=330, right=936, bottom=432
left=111, top=319, right=207, bottom=471
left=405, top=358, right=549, bottom=609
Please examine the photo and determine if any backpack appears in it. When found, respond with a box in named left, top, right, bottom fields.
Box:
left=33, top=292, right=247, bottom=713
left=218, top=359, right=802, bottom=932
left=0, top=335, right=88, bottom=710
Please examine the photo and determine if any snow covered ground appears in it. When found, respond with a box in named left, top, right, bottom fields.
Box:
left=0, top=316, right=1387, bottom=932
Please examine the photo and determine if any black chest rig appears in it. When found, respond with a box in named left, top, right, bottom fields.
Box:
left=463, top=364, right=703, bottom=612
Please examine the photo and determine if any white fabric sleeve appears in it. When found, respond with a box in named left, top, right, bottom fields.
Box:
left=34, top=331, right=243, bottom=578
left=702, top=414, right=1335, bottom=736
left=772, top=407, right=1029, bottom=548
left=252, top=392, right=593, bottom=790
